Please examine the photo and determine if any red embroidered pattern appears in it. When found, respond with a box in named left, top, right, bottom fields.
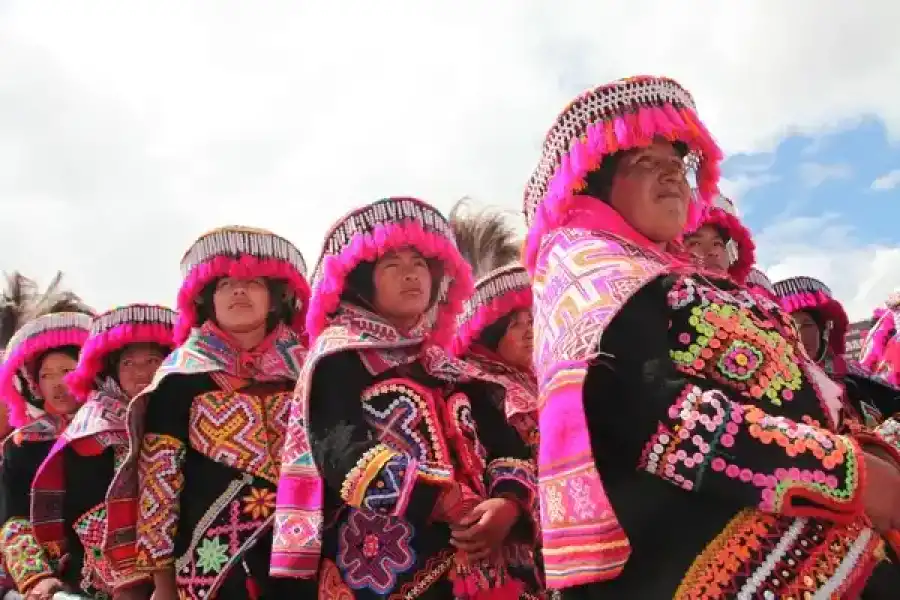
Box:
left=136, top=433, right=185, bottom=569
left=188, top=390, right=292, bottom=484
left=0, top=517, right=56, bottom=591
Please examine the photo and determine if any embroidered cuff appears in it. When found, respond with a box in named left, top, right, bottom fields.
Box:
left=135, top=433, right=185, bottom=571
left=639, top=384, right=865, bottom=521
left=0, top=518, right=55, bottom=592
left=486, top=458, right=537, bottom=511
left=339, top=443, right=453, bottom=519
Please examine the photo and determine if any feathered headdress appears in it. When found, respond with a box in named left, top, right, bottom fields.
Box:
left=1, top=271, right=94, bottom=349
left=448, top=198, right=523, bottom=279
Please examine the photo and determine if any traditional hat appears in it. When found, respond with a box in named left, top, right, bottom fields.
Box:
left=0, top=312, right=91, bottom=427
left=684, top=194, right=756, bottom=283
left=773, top=276, right=849, bottom=360
left=174, top=226, right=310, bottom=344
left=64, top=304, right=177, bottom=400
left=523, top=75, right=724, bottom=272
left=306, top=197, right=474, bottom=346
left=745, top=267, right=776, bottom=300
left=452, top=264, right=531, bottom=356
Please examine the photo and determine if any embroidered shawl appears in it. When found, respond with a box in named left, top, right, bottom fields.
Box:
left=532, top=226, right=674, bottom=588
left=101, top=321, right=306, bottom=567
left=271, top=303, right=485, bottom=578
left=30, top=379, right=130, bottom=549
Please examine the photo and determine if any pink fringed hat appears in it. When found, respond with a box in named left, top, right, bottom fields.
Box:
left=859, top=293, right=900, bottom=385
left=64, top=304, right=177, bottom=401
left=523, top=75, right=724, bottom=273
left=0, top=312, right=91, bottom=427
left=175, top=226, right=311, bottom=345
left=773, top=276, right=849, bottom=359
left=684, top=194, right=756, bottom=284
left=451, top=264, right=532, bottom=356
left=745, top=267, right=776, bottom=300
left=306, top=197, right=474, bottom=346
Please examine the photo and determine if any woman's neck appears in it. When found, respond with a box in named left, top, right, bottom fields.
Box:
left=228, top=326, right=268, bottom=350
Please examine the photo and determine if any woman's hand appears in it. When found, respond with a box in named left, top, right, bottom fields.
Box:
left=150, top=569, right=179, bottom=600
left=450, top=497, right=521, bottom=560
left=24, top=577, right=64, bottom=600
left=863, top=452, right=900, bottom=533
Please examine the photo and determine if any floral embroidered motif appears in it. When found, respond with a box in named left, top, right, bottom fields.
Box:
left=337, top=509, right=415, bottom=595
left=668, top=278, right=803, bottom=406
left=640, top=384, right=862, bottom=514
left=188, top=390, right=292, bottom=484
left=0, top=518, right=56, bottom=591
left=242, top=487, right=276, bottom=520
left=136, top=433, right=185, bottom=569
left=675, top=509, right=880, bottom=599
left=174, top=483, right=270, bottom=598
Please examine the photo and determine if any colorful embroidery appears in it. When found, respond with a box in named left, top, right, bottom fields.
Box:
left=668, top=277, right=803, bottom=407
left=875, top=416, right=900, bottom=453
left=188, top=390, right=292, bottom=484
left=337, top=509, right=415, bottom=595
left=0, top=517, right=55, bottom=591
left=444, top=391, right=488, bottom=492
left=174, top=479, right=270, bottom=598
left=486, top=458, right=537, bottom=514
left=340, top=444, right=417, bottom=516
left=675, top=509, right=881, bottom=599
left=136, top=433, right=185, bottom=569
left=319, top=559, right=354, bottom=600
left=640, top=384, right=862, bottom=514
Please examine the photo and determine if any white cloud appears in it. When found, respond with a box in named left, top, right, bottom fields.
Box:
left=0, top=1, right=899, bottom=309
left=755, top=215, right=900, bottom=320
left=797, top=162, right=853, bottom=188
left=871, top=169, right=900, bottom=190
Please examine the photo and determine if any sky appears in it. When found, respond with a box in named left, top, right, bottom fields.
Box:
left=1, top=1, right=899, bottom=320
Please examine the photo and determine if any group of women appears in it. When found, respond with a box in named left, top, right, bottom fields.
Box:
left=0, top=74, right=899, bottom=599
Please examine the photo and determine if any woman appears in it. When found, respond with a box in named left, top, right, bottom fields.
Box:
left=102, top=226, right=314, bottom=600
left=682, top=194, right=755, bottom=284
left=448, top=200, right=539, bottom=450
left=0, top=312, right=92, bottom=598
left=272, top=197, right=538, bottom=599
left=860, top=293, right=900, bottom=388
left=28, top=304, right=177, bottom=599
left=773, top=276, right=849, bottom=375
left=522, top=75, right=900, bottom=597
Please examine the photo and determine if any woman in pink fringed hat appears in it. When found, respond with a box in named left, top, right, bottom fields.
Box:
left=860, top=293, right=900, bottom=389
left=272, top=198, right=539, bottom=599
left=0, top=312, right=92, bottom=598
left=683, top=194, right=755, bottom=285
left=26, top=304, right=177, bottom=599
left=102, top=226, right=315, bottom=600
left=523, top=75, right=900, bottom=597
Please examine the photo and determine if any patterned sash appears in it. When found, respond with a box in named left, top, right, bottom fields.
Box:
left=101, top=321, right=306, bottom=567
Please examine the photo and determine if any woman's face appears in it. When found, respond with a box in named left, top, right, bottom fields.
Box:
left=116, top=343, right=166, bottom=398
left=496, top=310, right=534, bottom=371
left=372, top=248, right=433, bottom=327
left=684, top=225, right=729, bottom=272
left=212, top=277, right=271, bottom=334
left=37, top=351, right=79, bottom=415
left=793, top=310, right=822, bottom=358
left=608, top=140, right=691, bottom=244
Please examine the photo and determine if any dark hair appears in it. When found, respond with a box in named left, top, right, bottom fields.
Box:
left=23, top=345, right=80, bottom=405
left=582, top=141, right=690, bottom=203
left=340, top=256, right=444, bottom=312
left=197, top=278, right=294, bottom=332
left=103, top=343, right=170, bottom=385
left=477, top=314, right=512, bottom=351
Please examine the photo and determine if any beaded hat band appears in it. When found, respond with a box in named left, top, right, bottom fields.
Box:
left=65, top=304, right=176, bottom=400
left=0, top=312, right=91, bottom=427
left=175, top=226, right=310, bottom=344
left=307, top=197, right=473, bottom=347
left=773, top=276, right=849, bottom=357
left=452, top=264, right=532, bottom=356
left=523, top=75, right=723, bottom=273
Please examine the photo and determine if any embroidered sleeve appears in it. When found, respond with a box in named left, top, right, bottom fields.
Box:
left=0, top=518, right=54, bottom=592
left=308, top=352, right=450, bottom=523
left=135, top=433, right=185, bottom=571
left=855, top=416, right=900, bottom=468
left=589, top=278, right=866, bottom=523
